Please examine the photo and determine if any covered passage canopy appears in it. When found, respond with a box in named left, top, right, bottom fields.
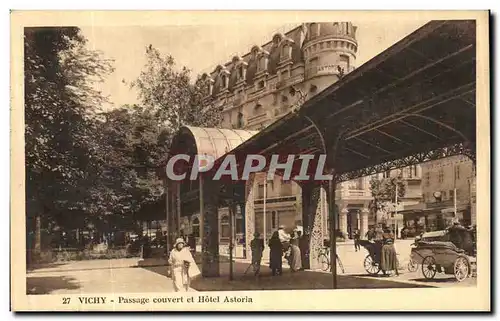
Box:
left=207, top=20, right=476, bottom=182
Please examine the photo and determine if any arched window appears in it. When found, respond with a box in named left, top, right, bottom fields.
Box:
left=220, top=215, right=230, bottom=238
left=192, top=217, right=200, bottom=237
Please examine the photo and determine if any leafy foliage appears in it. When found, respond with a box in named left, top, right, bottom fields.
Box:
left=368, top=174, right=406, bottom=223
left=92, top=105, right=168, bottom=217
left=25, top=36, right=224, bottom=249
left=25, top=27, right=114, bottom=232
left=130, top=45, right=222, bottom=131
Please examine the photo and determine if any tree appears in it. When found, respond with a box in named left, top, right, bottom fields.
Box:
left=24, top=27, right=114, bottom=254
left=130, top=45, right=222, bottom=135
left=128, top=45, right=224, bottom=234
left=90, top=105, right=168, bottom=231
left=369, top=173, right=406, bottom=225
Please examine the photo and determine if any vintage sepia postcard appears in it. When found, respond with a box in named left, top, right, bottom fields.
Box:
left=10, top=10, right=490, bottom=312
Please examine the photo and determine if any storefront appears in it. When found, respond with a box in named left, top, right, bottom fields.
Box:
left=400, top=201, right=471, bottom=236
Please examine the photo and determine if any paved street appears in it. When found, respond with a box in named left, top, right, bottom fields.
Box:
left=26, top=239, right=476, bottom=294
left=26, top=258, right=191, bottom=294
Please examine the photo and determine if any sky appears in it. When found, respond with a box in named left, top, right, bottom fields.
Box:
left=80, top=19, right=430, bottom=110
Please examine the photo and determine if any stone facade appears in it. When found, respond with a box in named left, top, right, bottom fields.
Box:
left=420, top=155, right=476, bottom=227
left=202, top=22, right=358, bottom=131
left=178, top=22, right=458, bottom=245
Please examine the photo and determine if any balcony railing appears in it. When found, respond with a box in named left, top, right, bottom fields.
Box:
left=247, top=112, right=268, bottom=125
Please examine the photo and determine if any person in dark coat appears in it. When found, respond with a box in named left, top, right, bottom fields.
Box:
left=250, top=232, right=264, bottom=276
left=380, top=229, right=399, bottom=276
left=353, top=229, right=361, bottom=252
left=187, top=234, right=196, bottom=256
left=365, top=227, right=376, bottom=241
left=268, top=231, right=283, bottom=276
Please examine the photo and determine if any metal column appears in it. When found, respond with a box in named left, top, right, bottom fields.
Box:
left=328, top=178, right=338, bottom=289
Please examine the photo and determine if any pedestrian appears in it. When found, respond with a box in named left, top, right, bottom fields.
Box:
left=298, top=230, right=309, bottom=270
left=353, top=229, right=361, bottom=252
left=289, top=235, right=302, bottom=272
left=168, top=237, right=200, bottom=292
left=380, top=229, right=399, bottom=276
left=250, top=232, right=264, bottom=276
left=365, top=227, right=376, bottom=241
left=268, top=231, right=283, bottom=276
left=278, top=225, right=291, bottom=243
left=187, top=234, right=196, bottom=256
left=375, top=224, right=384, bottom=241
left=278, top=225, right=291, bottom=257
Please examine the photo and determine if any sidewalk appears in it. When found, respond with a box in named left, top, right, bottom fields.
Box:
left=27, top=258, right=197, bottom=294
left=142, top=260, right=432, bottom=292
left=140, top=239, right=430, bottom=292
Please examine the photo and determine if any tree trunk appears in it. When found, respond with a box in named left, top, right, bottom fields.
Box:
left=34, top=214, right=42, bottom=258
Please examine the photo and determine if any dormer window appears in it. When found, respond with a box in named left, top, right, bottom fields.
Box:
left=220, top=74, right=227, bottom=89
left=258, top=56, right=266, bottom=72
left=332, top=22, right=339, bottom=34
left=273, top=33, right=282, bottom=45
left=309, top=23, right=320, bottom=38
left=281, top=44, right=291, bottom=60
left=238, top=65, right=244, bottom=79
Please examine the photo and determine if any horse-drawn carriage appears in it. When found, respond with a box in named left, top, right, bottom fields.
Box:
left=358, top=239, right=390, bottom=275
left=408, top=224, right=476, bottom=282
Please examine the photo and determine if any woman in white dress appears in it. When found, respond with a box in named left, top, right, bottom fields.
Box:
left=168, top=238, right=200, bottom=292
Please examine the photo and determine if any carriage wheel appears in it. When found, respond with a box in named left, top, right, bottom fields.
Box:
left=422, top=256, right=437, bottom=279
left=319, top=254, right=330, bottom=272
left=407, top=259, right=418, bottom=272
left=364, top=255, right=380, bottom=275
left=454, top=256, right=470, bottom=282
